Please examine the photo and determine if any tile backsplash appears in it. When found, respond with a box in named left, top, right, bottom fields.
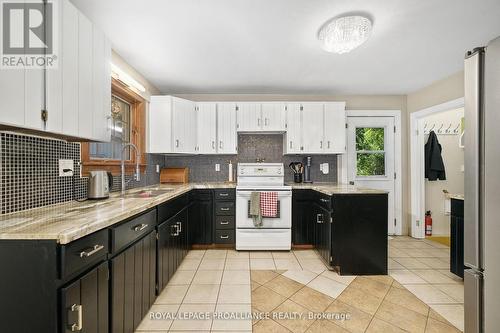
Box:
left=0, top=132, right=337, bottom=214
left=164, top=134, right=338, bottom=183
left=0, top=132, right=165, bottom=214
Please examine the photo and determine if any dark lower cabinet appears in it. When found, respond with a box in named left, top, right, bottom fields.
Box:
left=61, top=262, right=108, bottom=333
left=332, top=194, right=388, bottom=275
left=313, top=203, right=332, bottom=264
left=157, top=207, right=188, bottom=292
left=188, top=190, right=213, bottom=245
left=292, top=190, right=315, bottom=245
left=450, top=198, right=464, bottom=278
left=111, top=231, right=156, bottom=333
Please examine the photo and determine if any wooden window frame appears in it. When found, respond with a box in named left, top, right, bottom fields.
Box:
left=81, top=78, right=147, bottom=176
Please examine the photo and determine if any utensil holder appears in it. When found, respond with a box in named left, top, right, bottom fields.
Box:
left=294, top=173, right=303, bottom=183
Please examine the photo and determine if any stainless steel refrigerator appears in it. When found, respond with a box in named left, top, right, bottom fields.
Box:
left=464, top=36, right=500, bottom=333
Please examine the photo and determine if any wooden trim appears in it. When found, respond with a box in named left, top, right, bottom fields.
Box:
left=81, top=78, right=147, bottom=176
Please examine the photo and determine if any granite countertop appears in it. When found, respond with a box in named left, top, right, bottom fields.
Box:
left=289, top=183, right=389, bottom=195
left=0, top=181, right=383, bottom=244
left=0, top=182, right=235, bottom=244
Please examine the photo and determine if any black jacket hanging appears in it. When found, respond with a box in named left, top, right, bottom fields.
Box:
left=425, top=130, right=446, bottom=181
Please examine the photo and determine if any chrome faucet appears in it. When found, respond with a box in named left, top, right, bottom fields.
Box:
left=121, top=143, right=141, bottom=195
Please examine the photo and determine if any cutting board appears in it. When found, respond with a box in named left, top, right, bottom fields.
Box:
left=160, top=168, right=189, bottom=184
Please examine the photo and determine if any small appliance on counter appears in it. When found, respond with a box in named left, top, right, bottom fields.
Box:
left=303, top=156, right=312, bottom=183
left=289, top=162, right=303, bottom=183
left=88, top=171, right=113, bottom=199
left=160, top=168, right=189, bottom=183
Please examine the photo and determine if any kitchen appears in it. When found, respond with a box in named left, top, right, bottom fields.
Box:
left=0, top=1, right=499, bottom=332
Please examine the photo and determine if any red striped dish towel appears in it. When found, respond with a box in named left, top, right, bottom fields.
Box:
left=260, top=192, right=278, bottom=217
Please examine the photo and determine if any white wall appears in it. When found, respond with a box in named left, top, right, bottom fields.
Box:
left=423, top=108, right=464, bottom=236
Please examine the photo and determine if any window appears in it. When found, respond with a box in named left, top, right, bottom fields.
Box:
left=81, top=78, right=146, bottom=176
left=355, top=127, right=386, bottom=176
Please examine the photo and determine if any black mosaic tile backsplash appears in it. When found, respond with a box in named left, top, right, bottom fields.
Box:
left=0, top=132, right=165, bottom=214
left=164, top=134, right=338, bottom=183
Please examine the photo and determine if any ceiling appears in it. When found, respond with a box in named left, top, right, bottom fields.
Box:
left=72, top=0, right=500, bottom=95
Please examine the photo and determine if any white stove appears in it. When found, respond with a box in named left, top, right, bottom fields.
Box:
left=236, top=163, right=292, bottom=250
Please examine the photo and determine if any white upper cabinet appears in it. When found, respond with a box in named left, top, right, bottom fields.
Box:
left=148, top=96, right=173, bottom=154
left=196, top=103, right=217, bottom=154
left=261, top=102, right=286, bottom=131
left=0, top=0, right=110, bottom=141
left=172, top=97, right=196, bottom=153
left=323, top=102, right=346, bottom=153
left=285, top=103, right=302, bottom=153
left=301, top=103, right=325, bottom=154
left=237, top=102, right=261, bottom=131
left=217, top=102, right=238, bottom=154
left=77, top=12, right=94, bottom=139
left=284, top=102, right=346, bottom=154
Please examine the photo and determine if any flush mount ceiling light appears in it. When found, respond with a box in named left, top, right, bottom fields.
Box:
left=318, top=15, right=372, bottom=54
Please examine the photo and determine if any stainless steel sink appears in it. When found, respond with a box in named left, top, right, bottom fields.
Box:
left=124, top=189, right=175, bottom=198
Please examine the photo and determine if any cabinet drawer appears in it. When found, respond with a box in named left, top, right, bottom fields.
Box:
left=158, top=194, right=189, bottom=223
left=215, top=216, right=235, bottom=229
left=60, top=229, right=109, bottom=279
left=214, top=189, right=235, bottom=200
left=316, top=193, right=332, bottom=210
left=215, top=202, right=235, bottom=215
left=111, top=209, right=157, bottom=254
left=215, top=230, right=235, bottom=244
left=190, top=189, right=212, bottom=201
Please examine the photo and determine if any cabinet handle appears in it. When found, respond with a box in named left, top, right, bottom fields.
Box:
left=265, top=118, right=269, bottom=126
left=133, top=223, right=148, bottom=232
left=327, top=141, right=330, bottom=149
left=220, top=221, right=229, bottom=225
left=212, top=141, right=215, bottom=149
left=79, top=244, right=104, bottom=258
left=219, top=193, right=229, bottom=197
left=170, top=225, right=178, bottom=236
left=176, top=221, right=182, bottom=232
left=258, top=118, right=261, bottom=126
left=220, top=207, right=230, bottom=211
left=289, top=141, right=293, bottom=149
left=175, top=139, right=179, bottom=147
left=69, top=304, right=83, bottom=332
left=220, top=235, right=229, bottom=239
left=219, top=141, right=223, bottom=149
left=316, top=213, right=324, bottom=224
left=320, top=198, right=329, bottom=203
left=320, top=141, right=323, bottom=149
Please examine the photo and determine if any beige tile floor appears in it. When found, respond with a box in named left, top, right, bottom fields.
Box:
left=135, top=237, right=463, bottom=332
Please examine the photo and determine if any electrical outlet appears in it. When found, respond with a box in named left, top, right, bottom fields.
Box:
left=156, top=164, right=160, bottom=173
left=59, top=159, right=74, bottom=177
left=215, top=163, right=220, bottom=172
left=321, top=163, right=329, bottom=174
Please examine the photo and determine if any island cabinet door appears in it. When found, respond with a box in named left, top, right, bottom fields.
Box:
left=188, top=192, right=213, bottom=245
left=314, top=204, right=332, bottom=265
left=157, top=217, right=179, bottom=293
left=60, top=262, right=108, bottom=333
left=292, top=190, right=315, bottom=245
left=111, top=231, right=156, bottom=333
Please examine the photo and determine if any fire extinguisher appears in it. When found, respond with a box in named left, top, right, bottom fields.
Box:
left=425, top=211, right=433, bottom=236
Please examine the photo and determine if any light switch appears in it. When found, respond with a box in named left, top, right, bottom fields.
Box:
left=215, top=163, right=220, bottom=172
left=156, top=164, right=160, bottom=173
left=59, top=159, right=74, bottom=177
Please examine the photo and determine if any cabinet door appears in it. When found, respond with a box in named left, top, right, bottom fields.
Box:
left=172, top=97, right=196, bottom=153
left=78, top=12, right=93, bottom=139
left=262, top=102, right=286, bottom=131
left=0, top=69, right=25, bottom=127
left=92, top=27, right=111, bottom=142
left=285, top=103, right=302, bottom=153
left=61, top=0, right=79, bottom=136
left=61, top=262, right=108, bottom=333
left=324, top=102, right=346, bottom=153
left=189, top=197, right=213, bottom=245
left=148, top=96, right=172, bottom=153
left=196, top=103, right=217, bottom=154
left=301, top=103, right=325, bottom=153
left=237, top=102, right=261, bottom=131
left=217, top=103, right=237, bottom=154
